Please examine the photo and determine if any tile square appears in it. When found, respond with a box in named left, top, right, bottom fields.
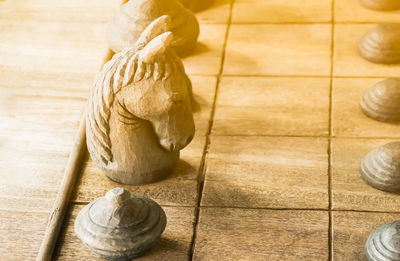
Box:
left=212, top=76, right=330, bottom=136
left=193, top=0, right=231, bottom=24
left=333, top=211, right=400, bottom=261
left=333, top=24, right=400, bottom=77
left=202, top=136, right=329, bottom=209
left=182, top=24, right=227, bottom=75
left=232, top=0, right=332, bottom=23
left=224, top=24, right=332, bottom=76
left=332, top=78, right=400, bottom=138
left=193, top=208, right=329, bottom=260
left=335, top=0, right=400, bottom=23
left=0, top=210, right=48, bottom=260
left=332, top=138, right=400, bottom=212
left=72, top=76, right=216, bottom=206
left=55, top=204, right=196, bottom=261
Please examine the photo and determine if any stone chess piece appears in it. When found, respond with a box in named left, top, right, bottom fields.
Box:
left=360, top=78, right=400, bottom=122
left=360, top=142, right=400, bottom=193
left=360, top=0, right=400, bottom=11
left=75, top=188, right=166, bottom=260
left=108, top=0, right=199, bottom=57
left=365, top=220, right=400, bottom=261
left=86, top=17, right=195, bottom=185
left=358, top=23, right=400, bottom=64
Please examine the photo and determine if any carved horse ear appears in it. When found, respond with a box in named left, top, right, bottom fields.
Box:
left=135, top=15, right=171, bottom=52
left=137, top=32, right=174, bottom=63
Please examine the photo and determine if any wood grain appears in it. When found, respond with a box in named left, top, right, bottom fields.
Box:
left=332, top=78, right=400, bottom=138
left=54, top=204, right=196, bottom=261
left=331, top=137, right=400, bottom=212
left=193, top=208, right=329, bottom=260
left=333, top=24, right=400, bottom=77
left=332, top=211, right=400, bottom=261
left=232, top=0, right=332, bottom=23
left=213, top=76, right=330, bottom=136
left=182, top=24, right=227, bottom=75
left=0, top=0, right=114, bottom=259
left=0, top=210, right=49, bottom=261
left=223, top=24, right=332, bottom=76
left=202, top=136, right=329, bottom=209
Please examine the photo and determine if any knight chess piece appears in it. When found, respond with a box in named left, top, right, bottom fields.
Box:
left=360, top=78, right=400, bottom=122
left=365, top=220, right=400, bottom=261
left=360, top=0, right=400, bottom=11
left=360, top=142, right=400, bottom=193
left=75, top=188, right=166, bottom=260
left=86, top=17, right=195, bottom=185
left=358, top=23, right=400, bottom=64
left=107, top=0, right=199, bottom=57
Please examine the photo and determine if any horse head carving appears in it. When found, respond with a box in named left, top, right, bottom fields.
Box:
left=86, top=16, right=195, bottom=185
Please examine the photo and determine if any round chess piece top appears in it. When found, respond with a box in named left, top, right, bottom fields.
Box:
left=74, top=188, right=166, bottom=260
left=360, top=142, right=400, bottom=193
left=107, top=0, right=199, bottom=57
left=358, top=23, right=400, bottom=64
left=366, top=220, right=400, bottom=261
left=360, top=0, right=400, bottom=11
left=360, top=78, right=400, bottom=122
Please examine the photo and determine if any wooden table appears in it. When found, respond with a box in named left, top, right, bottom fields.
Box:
left=1, top=0, right=400, bottom=260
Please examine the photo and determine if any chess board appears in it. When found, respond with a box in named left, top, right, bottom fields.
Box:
left=2, top=0, right=400, bottom=260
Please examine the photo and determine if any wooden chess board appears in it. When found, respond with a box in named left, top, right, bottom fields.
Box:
left=2, top=0, right=400, bottom=260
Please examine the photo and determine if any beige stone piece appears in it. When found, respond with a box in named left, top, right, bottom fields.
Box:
left=332, top=78, right=400, bottom=138
left=86, top=20, right=195, bottom=185
left=331, top=138, right=400, bottom=212
left=334, top=25, right=400, bottom=77
left=333, top=211, right=400, bottom=261
left=56, top=205, right=195, bottom=260
left=360, top=0, right=400, bottom=10
left=365, top=220, right=400, bottom=261
left=193, top=208, right=329, bottom=260
left=74, top=188, right=166, bottom=260
left=360, top=142, right=400, bottom=193
left=361, top=78, right=400, bottom=122
left=359, top=24, right=400, bottom=64
left=107, top=0, right=199, bottom=57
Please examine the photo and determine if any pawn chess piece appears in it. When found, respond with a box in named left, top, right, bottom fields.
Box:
left=358, top=24, right=400, bottom=64
left=86, top=18, right=195, bottom=185
left=74, top=188, right=167, bottom=260
left=360, top=0, right=400, bottom=11
left=360, top=142, right=400, bottom=193
left=107, top=0, right=199, bottom=57
left=365, top=220, right=400, bottom=261
left=360, top=78, right=400, bottom=122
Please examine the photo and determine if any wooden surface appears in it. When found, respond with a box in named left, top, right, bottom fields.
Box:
left=3, top=0, right=400, bottom=260
left=194, top=208, right=329, bottom=260
left=202, top=136, right=329, bottom=209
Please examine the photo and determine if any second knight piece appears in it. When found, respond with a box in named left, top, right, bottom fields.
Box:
left=108, top=0, right=199, bottom=57
left=86, top=17, right=195, bottom=185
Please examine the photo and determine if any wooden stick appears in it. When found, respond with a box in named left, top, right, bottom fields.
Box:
left=36, top=49, right=115, bottom=261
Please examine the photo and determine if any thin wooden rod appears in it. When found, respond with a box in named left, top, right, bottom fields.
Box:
left=36, top=49, right=115, bottom=261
